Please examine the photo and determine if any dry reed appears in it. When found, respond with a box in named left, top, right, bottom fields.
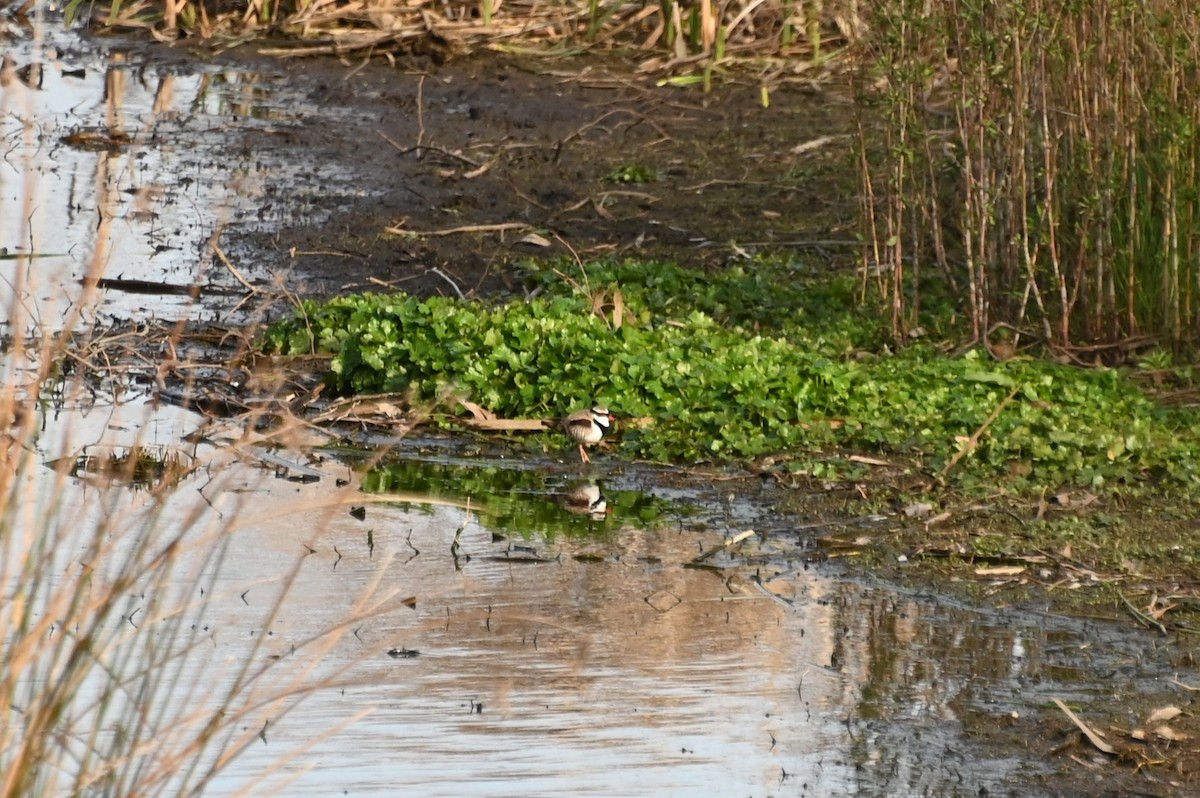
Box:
left=63, top=0, right=868, bottom=73
left=858, top=0, right=1200, bottom=353
left=0, top=36, right=397, bottom=791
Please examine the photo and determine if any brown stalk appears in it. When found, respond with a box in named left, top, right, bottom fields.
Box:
left=939, top=385, right=1020, bottom=479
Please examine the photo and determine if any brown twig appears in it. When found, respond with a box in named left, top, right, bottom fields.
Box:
left=1052, top=698, right=1116, bottom=755
left=1116, top=590, right=1168, bottom=635
left=939, top=385, right=1021, bottom=478
left=692, top=529, right=756, bottom=564
left=212, top=244, right=257, bottom=294
left=376, top=130, right=482, bottom=167
left=384, top=222, right=530, bottom=237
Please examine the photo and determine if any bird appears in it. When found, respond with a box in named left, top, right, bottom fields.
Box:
left=560, top=405, right=614, bottom=463
left=560, top=481, right=611, bottom=520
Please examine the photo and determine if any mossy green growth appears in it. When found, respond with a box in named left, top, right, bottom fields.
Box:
left=262, top=259, right=1200, bottom=490
left=520, top=258, right=897, bottom=348
left=602, top=164, right=658, bottom=184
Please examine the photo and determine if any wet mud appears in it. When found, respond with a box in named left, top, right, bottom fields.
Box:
left=199, top=48, right=861, bottom=301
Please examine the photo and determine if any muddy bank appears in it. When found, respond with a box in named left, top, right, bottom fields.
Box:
left=207, top=43, right=1198, bottom=795
left=201, top=47, right=861, bottom=301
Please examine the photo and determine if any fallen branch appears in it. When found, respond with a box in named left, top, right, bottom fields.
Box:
left=1117, top=590, right=1168, bottom=635
left=384, top=222, right=531, bottom=237
left=377, top=131, right=484, bottom=167
left=453, top=417, right=552, bottom=431
left=940, top=385, right=1020, bottom=478
left=428, top=266, right=465, bottom=299
left=212, top=243, right=258, bottom=294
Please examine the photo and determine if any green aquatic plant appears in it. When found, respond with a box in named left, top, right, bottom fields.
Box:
left=602, top=164, right=658, bottom=184
left=263, top=259, right=1200, bottom=491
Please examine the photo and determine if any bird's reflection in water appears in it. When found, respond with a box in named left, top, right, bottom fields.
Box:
left=559, top=481, right=611, bottom=521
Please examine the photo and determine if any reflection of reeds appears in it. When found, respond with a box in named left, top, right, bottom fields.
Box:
left=0, top=417, right=390, bottom=793
left=0, top=274, right=392, bottom=794
left=47, top=444, right=195, bottom=487
left=0, top=40, right=393, bottom=797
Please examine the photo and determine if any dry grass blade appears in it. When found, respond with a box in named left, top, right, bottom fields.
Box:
left=692, top=528, right=756, bottom=564
left=0, top=328, right=405, bottom=795
left=384, top=221, right=530, bottom=237
left=0, top=179, right=401, bottom=795
left=939, top=386, right=1020, bottom=478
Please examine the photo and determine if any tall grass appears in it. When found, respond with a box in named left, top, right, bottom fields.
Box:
left=0, top=311, right=401, bottom=796
left=858, top=0, right=1200, bottom=351
left=0, top=315, right=392, bottom=796
left=0, top=35, right=389, bottom=792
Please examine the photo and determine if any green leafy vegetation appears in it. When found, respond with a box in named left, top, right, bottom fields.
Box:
left=356, top=457, right=678, bottom=540
left=264, top=258, right=1200, bottom=491
left=602, top=164, right=658, bottom=184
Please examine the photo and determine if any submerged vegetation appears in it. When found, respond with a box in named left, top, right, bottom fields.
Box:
left=265, top=259, right=1200, bottom=492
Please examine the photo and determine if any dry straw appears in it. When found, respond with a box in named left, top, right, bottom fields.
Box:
left=65, top=0, right=868, bottom=74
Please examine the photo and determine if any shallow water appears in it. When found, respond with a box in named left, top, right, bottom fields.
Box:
left=111, top=447, right=1168, bottom=798
left=0, top=19, right=364, bottom=328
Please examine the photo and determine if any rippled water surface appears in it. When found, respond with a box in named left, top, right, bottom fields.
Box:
left=130, top=451, right=1172, bottom=798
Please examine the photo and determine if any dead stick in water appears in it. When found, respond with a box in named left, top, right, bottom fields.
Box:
left=940, top=385, right=1020, bottom=478
left=1117, top=589, right=1168, bottom=635
left=384, top=222, right=530, bottom=237
left=213, top=244, right=258, bottom=294
left=692, top=529, right=756, bottom=564
left=1051, top=698, right=1116, bottom=755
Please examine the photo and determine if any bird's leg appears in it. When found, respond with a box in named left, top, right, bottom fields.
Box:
left=578, top=444, right=590, bottom=464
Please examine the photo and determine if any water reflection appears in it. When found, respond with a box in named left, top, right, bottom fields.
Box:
left=359, top=455, right=678, bottom=540
left=0, top=28, right=361, bottom=327
left=176, top=454, right=1183, bottom=796
left=3, top=26, right=1185, bottom=797
left=558, top=480, right=610, bottom=520
left=10, top=394, right=1184, bottom=797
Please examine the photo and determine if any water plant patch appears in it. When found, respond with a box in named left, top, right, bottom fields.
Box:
left=263, top=261, right=1200, bottom=491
